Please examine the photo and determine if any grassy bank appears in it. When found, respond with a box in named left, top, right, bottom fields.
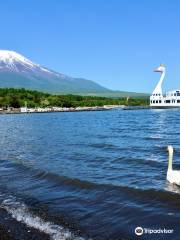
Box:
left=0, top=88, right=149, bottom=108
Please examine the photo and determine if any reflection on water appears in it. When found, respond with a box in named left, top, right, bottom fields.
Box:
left=164, top=181, right=180, bottom=194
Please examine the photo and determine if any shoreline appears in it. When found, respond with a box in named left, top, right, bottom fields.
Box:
left=0, top=208, right=50, bottom=240
left=0, top=105, right=124, bottom=115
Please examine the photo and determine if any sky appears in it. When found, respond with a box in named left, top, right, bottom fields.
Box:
left=1, top=0, right=180, bottom=93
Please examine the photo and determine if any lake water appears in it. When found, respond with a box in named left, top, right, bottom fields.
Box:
left=0, top=109, right=180, bottom=239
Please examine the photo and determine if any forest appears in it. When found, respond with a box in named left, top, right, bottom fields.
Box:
left=0, top=88, right=149, bottom=108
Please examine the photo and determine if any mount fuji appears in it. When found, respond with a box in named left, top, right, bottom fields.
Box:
left=0, top=50, right=109, bottom=94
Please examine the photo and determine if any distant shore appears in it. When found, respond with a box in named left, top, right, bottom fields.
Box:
left=0, top=105, right=124, bottom=114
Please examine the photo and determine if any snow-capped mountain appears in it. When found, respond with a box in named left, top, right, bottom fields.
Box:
left=0, top=50, right=71, bottom=79
left=0, top=50, right=109, bottom=93
left=0, top=50, right=37, bottom=70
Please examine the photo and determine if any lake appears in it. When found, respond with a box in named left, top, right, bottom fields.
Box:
left=0, top=109, right=180, bottom=240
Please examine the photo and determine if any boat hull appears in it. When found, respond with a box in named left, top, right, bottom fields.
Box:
left=150, top=106, right=180, bottom=109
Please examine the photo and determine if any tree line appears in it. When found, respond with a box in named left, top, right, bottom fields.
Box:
left=0, top=88, right=149, bottom=108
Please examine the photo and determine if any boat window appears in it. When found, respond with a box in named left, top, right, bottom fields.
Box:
left=177, top=93, right=180, bottom=96
left=156, top=100, right=158, bottom=103
left=174, top=93, right=177, bottom=96
left=159, top=100, right=161, bottom=103
left=177, top=100, right=180, bottom=103
left=165, top=100, right=170, bottom=103
left=153, top=100, right=155, bottom=103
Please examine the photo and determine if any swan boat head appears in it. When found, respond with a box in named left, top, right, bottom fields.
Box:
left=151, top=64, right=166, bottom=97
left=154, top=64, right=166, bottom=73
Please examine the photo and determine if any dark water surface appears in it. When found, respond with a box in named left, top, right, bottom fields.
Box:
left=0, top=109, right=180, bottom=239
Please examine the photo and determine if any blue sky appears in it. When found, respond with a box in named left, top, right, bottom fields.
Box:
left=1, top=0, right=180, bottom=93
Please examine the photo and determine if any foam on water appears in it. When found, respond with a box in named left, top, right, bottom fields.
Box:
left=1, top=196, right=85, bottom=240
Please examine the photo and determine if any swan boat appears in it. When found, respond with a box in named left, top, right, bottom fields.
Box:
left=150, top=64, right=180, bottom=108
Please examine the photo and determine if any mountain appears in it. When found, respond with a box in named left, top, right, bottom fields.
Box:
left=0, top=50, right=111, bottom=94
left=0, top=50, right=148, bottom=97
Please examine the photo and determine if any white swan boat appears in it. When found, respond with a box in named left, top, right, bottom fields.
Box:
left=150, top=64, right=180, bottom=108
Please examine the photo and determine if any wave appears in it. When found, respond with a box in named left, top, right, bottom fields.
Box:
left=111, top=156, right=165, bottom=168
left=18, top=170, right=180, bottom=206
left=0, top=196, right=86, bottom=240
left=89, top=143, right=121, bottom=151
left=3, top=159, right=180, bottom=206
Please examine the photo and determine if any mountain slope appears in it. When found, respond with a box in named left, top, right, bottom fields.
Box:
left=0, top=50, right=109, bottom=94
